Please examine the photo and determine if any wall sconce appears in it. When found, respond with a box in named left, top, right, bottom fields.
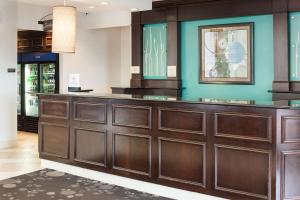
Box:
left=52, top=0, right=77, bottom=53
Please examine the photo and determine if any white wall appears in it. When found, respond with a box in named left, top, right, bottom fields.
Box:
left=84, top=10, right=131, bottom=29
left=0, top=0, right=17, bottom=148
left=120, top=26, right=131, bottom=87
left=60, top=14, right=129, bottom=93
left=17, top=2, right=132, bottom=93
left=17, top=2, right=51, bottom=31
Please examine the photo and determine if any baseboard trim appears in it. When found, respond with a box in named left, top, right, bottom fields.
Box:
left=41, top=159, right=225, bottom=200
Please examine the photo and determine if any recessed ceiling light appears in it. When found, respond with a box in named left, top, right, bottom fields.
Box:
left=88, top=6, right=95, bottom=9
left=100, top=1, right=109, bottom=5
left=131, top=8, right=139, bottom=12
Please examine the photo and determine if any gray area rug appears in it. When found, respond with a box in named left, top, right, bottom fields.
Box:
left=0, top=169, right=172, bottom=200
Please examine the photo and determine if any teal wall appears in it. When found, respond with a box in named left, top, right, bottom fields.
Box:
left=181, top=15, right=274, bottom=101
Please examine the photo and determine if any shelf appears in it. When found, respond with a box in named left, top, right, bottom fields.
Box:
left=268, top=90, right=300, bottom=94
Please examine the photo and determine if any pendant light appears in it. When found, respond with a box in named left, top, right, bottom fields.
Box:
left=52, top=0, right=77, bottom=53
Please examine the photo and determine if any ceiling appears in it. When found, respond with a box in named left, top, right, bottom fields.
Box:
left=17, top=0, right=154, bottom=13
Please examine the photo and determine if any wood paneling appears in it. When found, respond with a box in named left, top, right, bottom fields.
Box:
left=178, top=0, right=272, bottom=21
left=272, top=12, right=289, bottom=92
left=74, top=129, right=107, bottom=167
left=40, top=100, right=69, bottom=119
left=281, top=151, right=300, bottom=200
left=112, top=133, right=151, bottom=176
left=40, top=122, right=69, bottom=159
left=159, top=108, right=206, bottom=134
left=131, top=12, right=143, bottom=88
left=112, top=105, right=152, bottom=129
left=215, top=112, right=272, bottom=142
left=39, top=94, right=300, bottom=200
left=73, top=102, right=107, bottom=124
left=215, top=145, right=271, bottom=199
left=281, top=116, right=300, bottom=144
left=141, top=8, right=167, bottom=24
left=288, top=0, right=300, bottom=12
left=158, top=137, right=206, bottom=187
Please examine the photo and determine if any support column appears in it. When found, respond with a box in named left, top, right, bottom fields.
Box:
left=0, top=0, right=18, bottom=148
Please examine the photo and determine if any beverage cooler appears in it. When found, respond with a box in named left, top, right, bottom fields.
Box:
left=17, top=53, right=59, bottom=133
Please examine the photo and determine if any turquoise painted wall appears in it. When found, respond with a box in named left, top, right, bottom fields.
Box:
left=181, top=15, right=274, bottom=101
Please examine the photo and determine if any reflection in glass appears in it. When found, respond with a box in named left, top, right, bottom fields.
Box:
left=25, top=64, right=39, bottom=117
left=41, top=63, right=56, bottom=93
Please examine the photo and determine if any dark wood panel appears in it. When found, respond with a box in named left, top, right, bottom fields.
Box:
left=40, top=122, right=69, bottom=159
left=178, top=0, right=272, bottom=21
left=215, top=112, right=272, bottom=142
left=141, top=8, right=167, bottom=24
left=167, top=21, right=181, bottom=79
left=159, top=108, right=206, bottom=134
left=142, top=79, right=181, bottom=89
left=288, top=0, right=300, bottom=12
left=215, top=145, right=271, bottom=199
left=281, top=116, right=300, bottom=144
left=74, top=128, right=107, bottom=167
left=158, top=137, right=206, bottom=187
left=111, top=87, right=181, bottom=97
left=131, top=12, right=143, bottom=88
left=272, top=0, right=288, bottom=12
left=73, top=102, right=107, bottom=124
left=40, top=100, right=69, bottom=119
left=272, top=12, right=289, bottom=92
left=281, top=151, right=300, bottom=200
left=112, top=133, right=151, bottom=176
left=112, top=104, right=152, bottom=129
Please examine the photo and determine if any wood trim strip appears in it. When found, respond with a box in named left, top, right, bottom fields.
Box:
left=214, top=144, right=272, bottom=200
left=214, top=112, right=273, bottom=143
left=158, top=137, right=206, bottom=188
left=73, top=128, right=107, bottom=167
left=112, top=132, right=152, bottom=177
left=112, top=104, right=152, bottom=129
left=177, top=0, right=273, bottom=21
left=73, top=102, right=107, bottom=124
left=158, top=107, right=206, bottom=135
left=272, top=12, right=289, bottom=92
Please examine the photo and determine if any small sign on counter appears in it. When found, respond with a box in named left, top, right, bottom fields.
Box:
left=68, top=74, right=80, bottom=88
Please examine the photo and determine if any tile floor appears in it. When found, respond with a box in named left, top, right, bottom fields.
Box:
left=0, top=132, right=42, bottom=180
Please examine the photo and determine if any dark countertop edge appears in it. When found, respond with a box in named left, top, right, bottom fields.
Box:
left=37, top=93, right=296, bottom=109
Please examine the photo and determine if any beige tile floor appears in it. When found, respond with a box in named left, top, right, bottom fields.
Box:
left=0, top=132, right=42, bottom=180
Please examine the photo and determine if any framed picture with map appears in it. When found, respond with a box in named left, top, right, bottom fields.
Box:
left=199, top=23, right=254, bottom=84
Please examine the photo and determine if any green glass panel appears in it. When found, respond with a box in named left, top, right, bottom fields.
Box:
left=143, top=23, right=167, bottom=79
left=290, top=12, right=300, bottom=81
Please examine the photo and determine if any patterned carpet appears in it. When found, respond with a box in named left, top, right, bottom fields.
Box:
left=0, top=169, right=172, bottom=200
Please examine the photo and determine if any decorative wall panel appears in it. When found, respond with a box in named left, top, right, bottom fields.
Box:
left=143, top=23, right=167, bottom=79
left=290, top=12, right=300, bottom=81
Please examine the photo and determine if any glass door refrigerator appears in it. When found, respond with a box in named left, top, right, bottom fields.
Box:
left=18, top=53, right=59, bottom=133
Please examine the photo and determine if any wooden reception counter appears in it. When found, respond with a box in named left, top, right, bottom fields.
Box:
left=38, top=93, right=300, bottom=200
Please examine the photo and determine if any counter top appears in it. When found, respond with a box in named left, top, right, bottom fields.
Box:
left=37, top=92, right=300, bottom=109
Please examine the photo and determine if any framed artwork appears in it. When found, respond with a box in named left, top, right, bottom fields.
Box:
left=199, top=23, right=254, bottom=84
